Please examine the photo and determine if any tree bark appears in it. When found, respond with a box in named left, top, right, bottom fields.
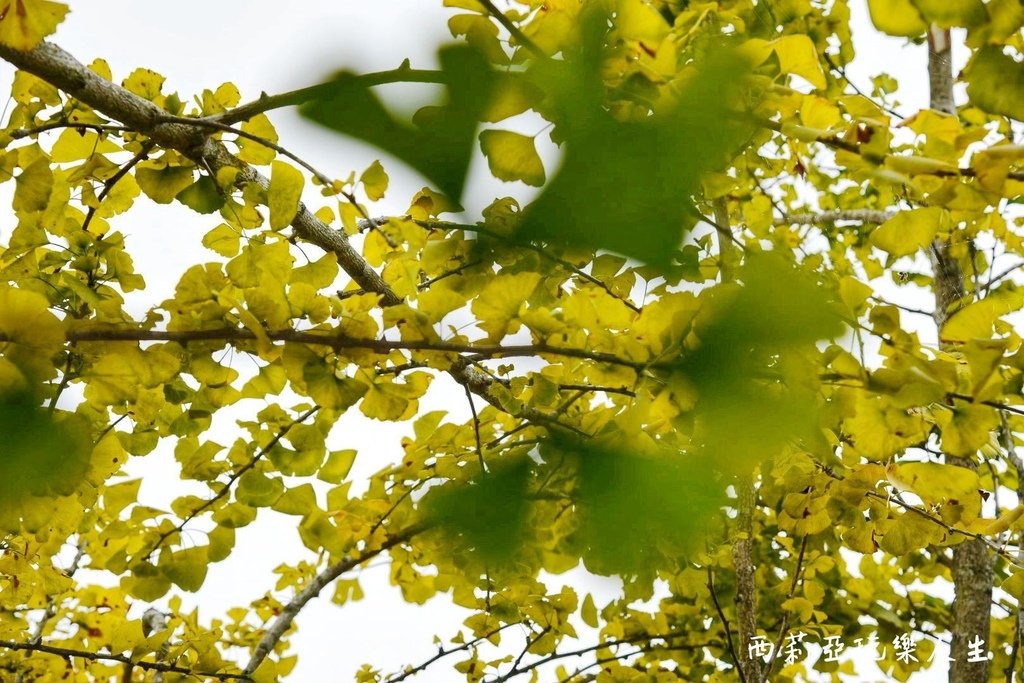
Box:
left=925, top=25, right=994, bottom=683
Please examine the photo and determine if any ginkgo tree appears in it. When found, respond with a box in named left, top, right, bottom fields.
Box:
left=0, top=0, right=1023, bottom=681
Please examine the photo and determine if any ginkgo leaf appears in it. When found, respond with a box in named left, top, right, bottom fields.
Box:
left=771, top=35, right=827, bottom=90
left=0, top=0, right=68, bottom=50
left=160, top=546, right=209, bottom=592
left=942, top=293, right=1024, bottom=342
left=931, top=403, right=1000, bottom=458
left=615, top=0, right=670, bottom=44
left=471, top=271, right=541, bottom=342
left=202, top=223, right=241, bottom=257
left=516, top=17, right=752, bottom=265
left=913, top=0, right=987, bottom=27
left=238, top=113, right=278, bottom=164
left=878, top=511, right=941, bottom=555
left=360, top=160, right=389, bottom=201
left=268, top=160, right=304, bottom=229
left=50, top=128, right=121, bottom=162
left=965, top=47, right=1024, bottom=121
left=867, top=0, right=927, bottom=36
left=869, top=207, right=948, bottom=257
left=177, top=176, right=225, bottom=214
left=135, top=162, right=195, bottom=204
left=302, top=43, right=495, bottom=201
left=886, top=461, right=981, bottom=506
left=14, top=156, right=53, bottom=212
left=318, top=449, right=356, bottom=484
left=479, top=130, right=546, bottom=186
left=0, top=285, right=65, bottom=380
left=236, top=469, right=284, bottom=507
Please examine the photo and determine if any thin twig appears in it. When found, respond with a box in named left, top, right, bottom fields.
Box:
left=385, top=624, right=514, bottom=683
left=707, top=566, right=747, bottom=683
left=762, top=537, right=807, bottom=680
left=463, top=384, right=487, bottom=472
left=155, top=114, right=334, bottom=187
left=214, top=65, right=449, bottom=126
left=142, top=406, right=319, bottom=560
left=0, top=639, right=250, bottom=681
left=477, top=0, right=548, bottom=60
left=11, top=120, right=130, bottom=139
left=80, top=140, right=155, bottom=234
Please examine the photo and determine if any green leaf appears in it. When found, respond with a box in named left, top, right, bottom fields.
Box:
left=272, top=483, right=318, bottom=515
left=236, top=470, right=284, bottom=507
left=301, top=44, right=495, bottom=200
left=0, top=391, right=91, bottom=526
left=516, top=20, right=753, bottom=266
left=421, top=458, right=532, bottom=566
left=268, top=160, right=304, bottom=229
left=318, top=449, right=357, bottom=484
left=14, top=157, right=53, bottom=212
left=177, top=176, right=226, bottom=214
left=160, top=546, right=209, bottom=592
left=479, top=130, right=546, bottom=186
left=965, top=47, right=1024, bottom=121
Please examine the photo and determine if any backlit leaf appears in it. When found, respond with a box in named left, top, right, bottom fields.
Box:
left=268, top=160, right=304, bottom=229
left=479, top=130, right=546, bottom=187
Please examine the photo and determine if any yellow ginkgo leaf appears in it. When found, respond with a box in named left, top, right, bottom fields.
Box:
left=479, top=130, right=546, bottom=187
left=869, top=207, right=948, bottom=257
left=0, top=0, right=69, bottom=51
left=772, top=35, right=827, bottom=90
left=360, top=160, right=389, bottom=201
left=268, top=160, right=304, bottom=230
left=867, top=0, right=927, bottom=36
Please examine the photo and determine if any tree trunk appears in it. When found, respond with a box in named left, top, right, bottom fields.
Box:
left=926, top=25, right=994, bottom=683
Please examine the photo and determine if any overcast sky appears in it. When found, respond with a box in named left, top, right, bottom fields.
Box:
left=0, top=2, right=973, bottom=680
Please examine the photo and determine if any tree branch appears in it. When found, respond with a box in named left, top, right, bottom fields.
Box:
left=214, top=65, right=449, bottom=126
left=0, top=40, right=400, bottom=306
left=477, top=0, right=547, bottom=60
left=141, top=406, right=320, bottom=561
left=0, top=639, right=250, bottom=681
left=779, top=209, right=894, bottom=226
left=242, top=524, right=425, bottom=675
left=0, top=327, right=651, bottom=372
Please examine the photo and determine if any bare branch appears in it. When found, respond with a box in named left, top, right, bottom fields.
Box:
left=779, top=209, right=894, bottom=226
left=243, top=525, right=425, bottom=675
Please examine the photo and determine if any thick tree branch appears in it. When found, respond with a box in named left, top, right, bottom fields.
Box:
left=0, top=40, right=400, bottom=306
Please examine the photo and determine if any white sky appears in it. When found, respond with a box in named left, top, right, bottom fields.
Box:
left=0, top=1, right=986, bottom=681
